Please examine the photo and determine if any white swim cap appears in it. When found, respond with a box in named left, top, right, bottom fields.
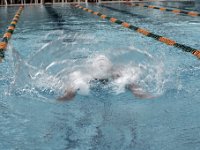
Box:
left=90, top=55, right=112, bottom=79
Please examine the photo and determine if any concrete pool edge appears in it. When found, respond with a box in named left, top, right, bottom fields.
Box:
left=0, top=0, right=195, bottom=7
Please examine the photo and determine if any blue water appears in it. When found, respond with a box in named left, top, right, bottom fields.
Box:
left=0, top=2, right=200, bottom=150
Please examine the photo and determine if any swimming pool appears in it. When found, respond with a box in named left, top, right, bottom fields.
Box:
left=0, top=1, right=200, bottom=149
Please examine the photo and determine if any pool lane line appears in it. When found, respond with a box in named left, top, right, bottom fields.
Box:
left=125, top=3, right=200, bottom=17
left=73, top=4, right=200, bottom=59
left=45, top=6, right=65, bottom=28
left=0, top=5, right=24, bottom=62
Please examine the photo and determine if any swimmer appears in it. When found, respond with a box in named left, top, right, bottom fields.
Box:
left=58, top=55, right=153, bottom=101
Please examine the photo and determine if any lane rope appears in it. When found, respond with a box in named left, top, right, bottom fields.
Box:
left=0, top=6, right=24, bottom=62
left=73, top=4, right=200, bottom=59
left=125, top=2, right=200, bottom=17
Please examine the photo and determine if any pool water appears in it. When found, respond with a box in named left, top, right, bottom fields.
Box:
left=0, top=2, right=200, bottom=150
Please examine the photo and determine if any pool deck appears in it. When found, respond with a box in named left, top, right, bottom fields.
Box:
left=0, top=0, right=195, bottom=7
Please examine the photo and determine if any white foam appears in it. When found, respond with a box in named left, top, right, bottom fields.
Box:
left=67, top=71, right=92, bottom=95
left=111, top=65, right=141, bottom=94
left=64, top=55, right=142, bottom=95
left=63, top=55, right=113, bottom=95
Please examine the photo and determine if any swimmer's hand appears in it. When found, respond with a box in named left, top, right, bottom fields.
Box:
left=127, top=83, right=155, bottom=99
left=57, top=89, right=76, bottom=101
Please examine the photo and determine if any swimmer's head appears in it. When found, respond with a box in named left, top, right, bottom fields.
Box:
left=91, top=55, right=112, bottom=71
left=89, top=55, right=112, bottom=78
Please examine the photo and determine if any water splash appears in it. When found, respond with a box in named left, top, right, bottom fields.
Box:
left=7, top=30, right=167, bottom=100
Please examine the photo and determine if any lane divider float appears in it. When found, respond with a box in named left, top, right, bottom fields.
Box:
left=73, top=4, right=200, bottom=59
left=0, top=6, right=24, bottom=62
left=126, top=3, right=200, bottom=17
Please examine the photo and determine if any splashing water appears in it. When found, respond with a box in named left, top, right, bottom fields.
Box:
left=9, top=39, right=166, bottom=100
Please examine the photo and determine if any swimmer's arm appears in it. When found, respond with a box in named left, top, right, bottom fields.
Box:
left=57, top=89, right=76, bottom=101
left=127, top=83, right=154, bottom=99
